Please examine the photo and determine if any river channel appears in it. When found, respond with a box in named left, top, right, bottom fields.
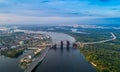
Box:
left=35, top=32, right=96, bottom=72
left=0, top=31, right=96, bottom=72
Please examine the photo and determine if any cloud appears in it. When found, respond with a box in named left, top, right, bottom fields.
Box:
left=0, top=0, right=120, bottom=24
left=0, top=13, right=120, bottom=25
left=0, top=13, right=103, bottom=24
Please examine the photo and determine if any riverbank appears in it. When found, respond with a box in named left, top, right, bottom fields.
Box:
left=67, top=32, right=120, bottom=72
left=24, top=47, right=50, bottom=72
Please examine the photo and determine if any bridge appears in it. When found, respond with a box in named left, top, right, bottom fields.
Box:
left=46, top=32, right=117, bottom=48
left=83, top=32, right=116, bottom=44
left=27, top=40, right=77, bottom=50
left=24, top=32, right=116, bottom=72
left=76, top=32, right=117, bottom=48
left=51, top=40, right=77, bottom=49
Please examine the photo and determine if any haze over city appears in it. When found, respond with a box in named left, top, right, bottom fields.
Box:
left=0, top=0, right=120, bottom=25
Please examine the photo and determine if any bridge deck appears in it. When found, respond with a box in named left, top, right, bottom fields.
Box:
left=83, top=32, right=116, bottom=45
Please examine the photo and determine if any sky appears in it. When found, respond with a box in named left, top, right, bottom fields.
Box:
left=0, top=0, right=120, bottom=25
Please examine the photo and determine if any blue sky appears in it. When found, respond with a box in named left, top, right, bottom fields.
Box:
left=0, top=0, right=120, bottom=25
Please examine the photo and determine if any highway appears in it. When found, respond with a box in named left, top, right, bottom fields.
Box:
left=83, top=32, right=116, bottom=45
left=24, top=47, right=49, bottom=72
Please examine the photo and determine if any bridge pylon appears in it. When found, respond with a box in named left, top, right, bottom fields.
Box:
left=53, top=44, right=57, bottom=49
left=66, top=40, right=70, bottom=48
left=60, top=41, right=63, bottom=49
left=73, top=43, right=77, bottom=48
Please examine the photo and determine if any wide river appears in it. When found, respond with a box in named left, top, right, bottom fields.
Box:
left=0, top=31, right=96, bottom=72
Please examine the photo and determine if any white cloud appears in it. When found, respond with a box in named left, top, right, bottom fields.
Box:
left=0, top=0, right=120, bottom=25
left=0, top=13, right=102, bottom=24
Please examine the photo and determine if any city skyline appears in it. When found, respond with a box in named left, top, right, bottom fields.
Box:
left=0, top=0, right=120, bottom=25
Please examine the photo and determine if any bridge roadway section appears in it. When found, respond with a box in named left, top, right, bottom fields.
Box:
left=83, top=32, right=116, bottom=45
left=24, top=47, right=49, bottom=72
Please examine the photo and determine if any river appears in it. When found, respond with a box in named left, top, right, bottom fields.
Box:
left=35, top=32, right=96, bottom=72
left=0, top=31, right=96, bottom=72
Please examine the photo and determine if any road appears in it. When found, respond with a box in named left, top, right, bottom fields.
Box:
left=24, top=47, right=49, bottom=72
left=83, top=32, right=116, bottom=45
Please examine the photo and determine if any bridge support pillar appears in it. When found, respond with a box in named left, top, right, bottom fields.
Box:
left=73, top=43, right=77, bottom=48
left=66, top=40, right=70, bottom=48
left=53, top=44, right=57, bottom=49
left=60, top=41, right=63, bottom=49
